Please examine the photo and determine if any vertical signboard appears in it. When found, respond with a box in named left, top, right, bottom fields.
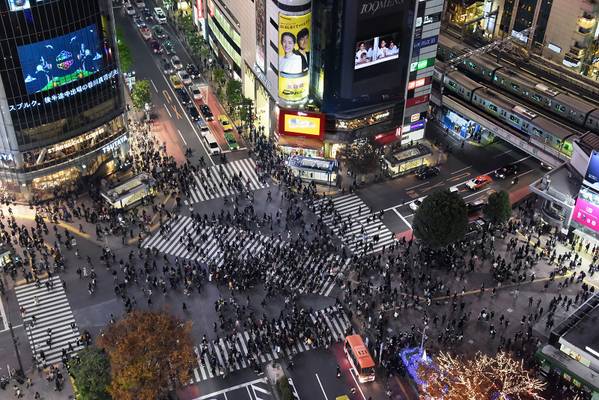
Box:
left=255, top=0, right=266, bottom=72
left=278, top=13, right=311, bottom=102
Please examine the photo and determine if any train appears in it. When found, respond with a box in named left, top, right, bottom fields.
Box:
left=437, top=36, right=599, bottom=133
left=441, top=69, right=577, bottom=158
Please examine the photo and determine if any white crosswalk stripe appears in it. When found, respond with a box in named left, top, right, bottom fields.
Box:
left=313, top=194, right=397, bottom=255
left=142, top=216, right=350, bottom=296
left=14, top=276, right=83, bottom=366
left=191, top=306, right=350, bottom=383
left=185, top=158, right=270, bottom=203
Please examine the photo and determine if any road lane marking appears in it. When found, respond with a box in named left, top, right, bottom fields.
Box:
left=171, top=104, right=181, bottom=119
left=150, top=79, right=158, bottom=92
left=158, top=73, right=215, bottom=165
left=315, top=373, right=329, bottom=400
left=162, top=90, right=172, bottom=103
left=164, top=105, right=172, bottom=118
left=451, top=166, right=471, bottom=174
left=517, top=169, right=533, bottom=178
left=448, top=172, right=470, bottom=182
left=393, top=208, right=412, bottom=230
left=463, top=187, right=491, bottom=199
left=0, top=296, right=7, bottom=332
left=194, top=378, right=266, bottom=400
left=177, top=129, right=188, bottom=146
left=494, top=149, right=513, bottom=158
left=405, top=181, right=430, bottom=191
left=348, top=368, right=367, bottom=400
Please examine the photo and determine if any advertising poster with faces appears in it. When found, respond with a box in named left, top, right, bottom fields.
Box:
left=354, top=32, right=400, bottom=70
left=278, top=13, right=311, bottom=102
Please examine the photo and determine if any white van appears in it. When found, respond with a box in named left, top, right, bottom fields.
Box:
left=202, top=132, right=220, bottom=155
left=154, top=7, right=167, bottom=23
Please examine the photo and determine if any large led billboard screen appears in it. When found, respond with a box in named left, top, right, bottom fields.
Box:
left=572, top=186, right=599, bottom=233
left=278, top=109, right=324, bottom=140
left=583, top=150, right=599, bottom=192
left=354, top=32, right=400, bottom=70
left=17, top=24, right=104, bottom=95
left=278, top=13, right=310, bottom=102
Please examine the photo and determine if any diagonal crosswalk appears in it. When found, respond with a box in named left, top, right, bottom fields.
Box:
left=142, top=216, right=349, bottom=296
left=14, top=276, right=83, bottom=366
left=313, top=193, right=397, bottom=255
left=186, top=158, right=270, bottom=203
left=191, top=306, right=351, bottom=383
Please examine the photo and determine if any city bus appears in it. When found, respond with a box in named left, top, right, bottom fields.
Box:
left=344, top=335, right=375, bottom=383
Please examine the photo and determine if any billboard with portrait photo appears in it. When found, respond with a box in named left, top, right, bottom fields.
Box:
left=354, top=32, right=400, bottom=70
left=278, top=13, right=311, bottom=102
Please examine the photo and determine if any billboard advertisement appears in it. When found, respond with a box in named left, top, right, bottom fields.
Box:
left=583, top=150, right=599, bottom=191
left=278, top=13, right=311, bottom=102
left=572, top=197, right=599, bottom=232
left=354, top=32, right=400, bottom=70
left=17, top=24, right=104, bottom=95
left=8, top=0, right=30, bottom=11
left=278, top=109, right=324, bottom=140
left=255, top=0, right=266, bottom=72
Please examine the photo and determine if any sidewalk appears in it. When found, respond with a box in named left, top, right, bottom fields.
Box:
left=8, top=369, right=74, bottom=400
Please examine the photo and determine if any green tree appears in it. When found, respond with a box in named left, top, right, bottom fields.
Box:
left=68, top=347, right=111, bottom=400
left=212, top=67, right=226, bottom=88
left=97, top=310, right=195, bottom=400
left=226, top=79, right=243, bottom=112
left=116, top=28, right=133, bottom=73
left=239, top=97, right=253, bottom=127
left=342, top=140, right=381, bottom=175
left=413, top=189, right=468, bottom=248
left=484, top=190, right=512, bottom=225
left=131, top=80, right=151, bottom=111
left=188, top=33, right=204, bottom=58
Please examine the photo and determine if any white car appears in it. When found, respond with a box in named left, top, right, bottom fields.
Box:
left=125, top=3, right=136, bottom=15
left=177, top=70, right=192, bottom=86
left=135, top=0, right=145, bottom=7
left=409, top=197, right=425, bottom=212
left=190, top=84, right=202, bottom=100
left=154, top=7, right=167, bottom=24
left=171, top=55, right=183, bottom=70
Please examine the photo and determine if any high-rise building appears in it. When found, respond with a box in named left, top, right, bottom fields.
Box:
left=196, top=0, right=442, bottom=158
left=0, top=0, right=128, bottom=201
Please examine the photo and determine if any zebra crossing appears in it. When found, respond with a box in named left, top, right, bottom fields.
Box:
left=191, top=306, right=351, bottom=383
left=142, top=216, right=348, bottom=296
left=186, top=158, right=270, bottom=203
left=313, top=193, right=397, bottom=255
left=14, top=276, right=83, bottom=366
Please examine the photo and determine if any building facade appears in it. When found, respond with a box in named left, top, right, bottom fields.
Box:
left=197, top=0, right=442, bottom=159
left=0, top=0, right=128, bottom=201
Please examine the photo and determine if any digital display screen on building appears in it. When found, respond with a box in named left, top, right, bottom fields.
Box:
left=278, top=13, right=311, bottom=102
left=278, top=109, right=324, bottom=140
left=8, top=0, right=30, bottom=11
left=17, top=24, right=104, bottom=95
left=572, top=195, right=599, bottom=232
left=354, top=32, right=400, bottom=70
left=583, top=150, right=599, bottom=192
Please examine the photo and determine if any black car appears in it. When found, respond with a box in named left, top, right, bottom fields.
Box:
left=142, top=7, right=153, bottom=22
left=186, top=104, right=200, bottom=121
left=174, top=88, right=190, bottom=105
left=200, top=104, right=213, bottom=120
left=493, top=164, right=519, bottom=179
left=415, top=166, right=440, bottom=180
left=148, top=39, right=161, bottom=54
left=466, top=200, right=486, bottom=215
left=162, top=60, right=174, bottom=75
left=186, top=64, right=200, bottom=79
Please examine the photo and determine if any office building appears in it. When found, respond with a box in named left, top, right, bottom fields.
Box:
left=0, top=0, right=128, bottom=201
left=195, top=0, right=442, bottom=158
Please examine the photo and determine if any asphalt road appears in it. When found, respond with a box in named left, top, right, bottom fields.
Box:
left=357, top=122, right=545, bottom=236
left=116, top=7, right=216, bottom=165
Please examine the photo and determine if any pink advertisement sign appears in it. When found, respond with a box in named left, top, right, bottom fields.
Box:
left=573, top=197, right=599, bottom=232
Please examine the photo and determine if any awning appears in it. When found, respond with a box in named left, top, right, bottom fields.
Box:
left=374, top=131, right=399, bottom=145
left=278, top=134, right=323, bottom=150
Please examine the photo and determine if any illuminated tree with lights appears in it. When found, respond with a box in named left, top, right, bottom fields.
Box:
left=418, top=351, right=545, bottom=400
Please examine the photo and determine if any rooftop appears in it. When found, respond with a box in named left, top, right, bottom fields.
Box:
left=552, top=294, right=599, bottom=370
left=529, top=163, right=581, bottom=207
left=576, top=131, right=599, bottom=157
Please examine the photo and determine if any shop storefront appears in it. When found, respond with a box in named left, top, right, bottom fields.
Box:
left=277, top=108, right=325, bottom=156
left=287, top=155, right=337, bottom=185
left=441, top=107, right=495, bottom=144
